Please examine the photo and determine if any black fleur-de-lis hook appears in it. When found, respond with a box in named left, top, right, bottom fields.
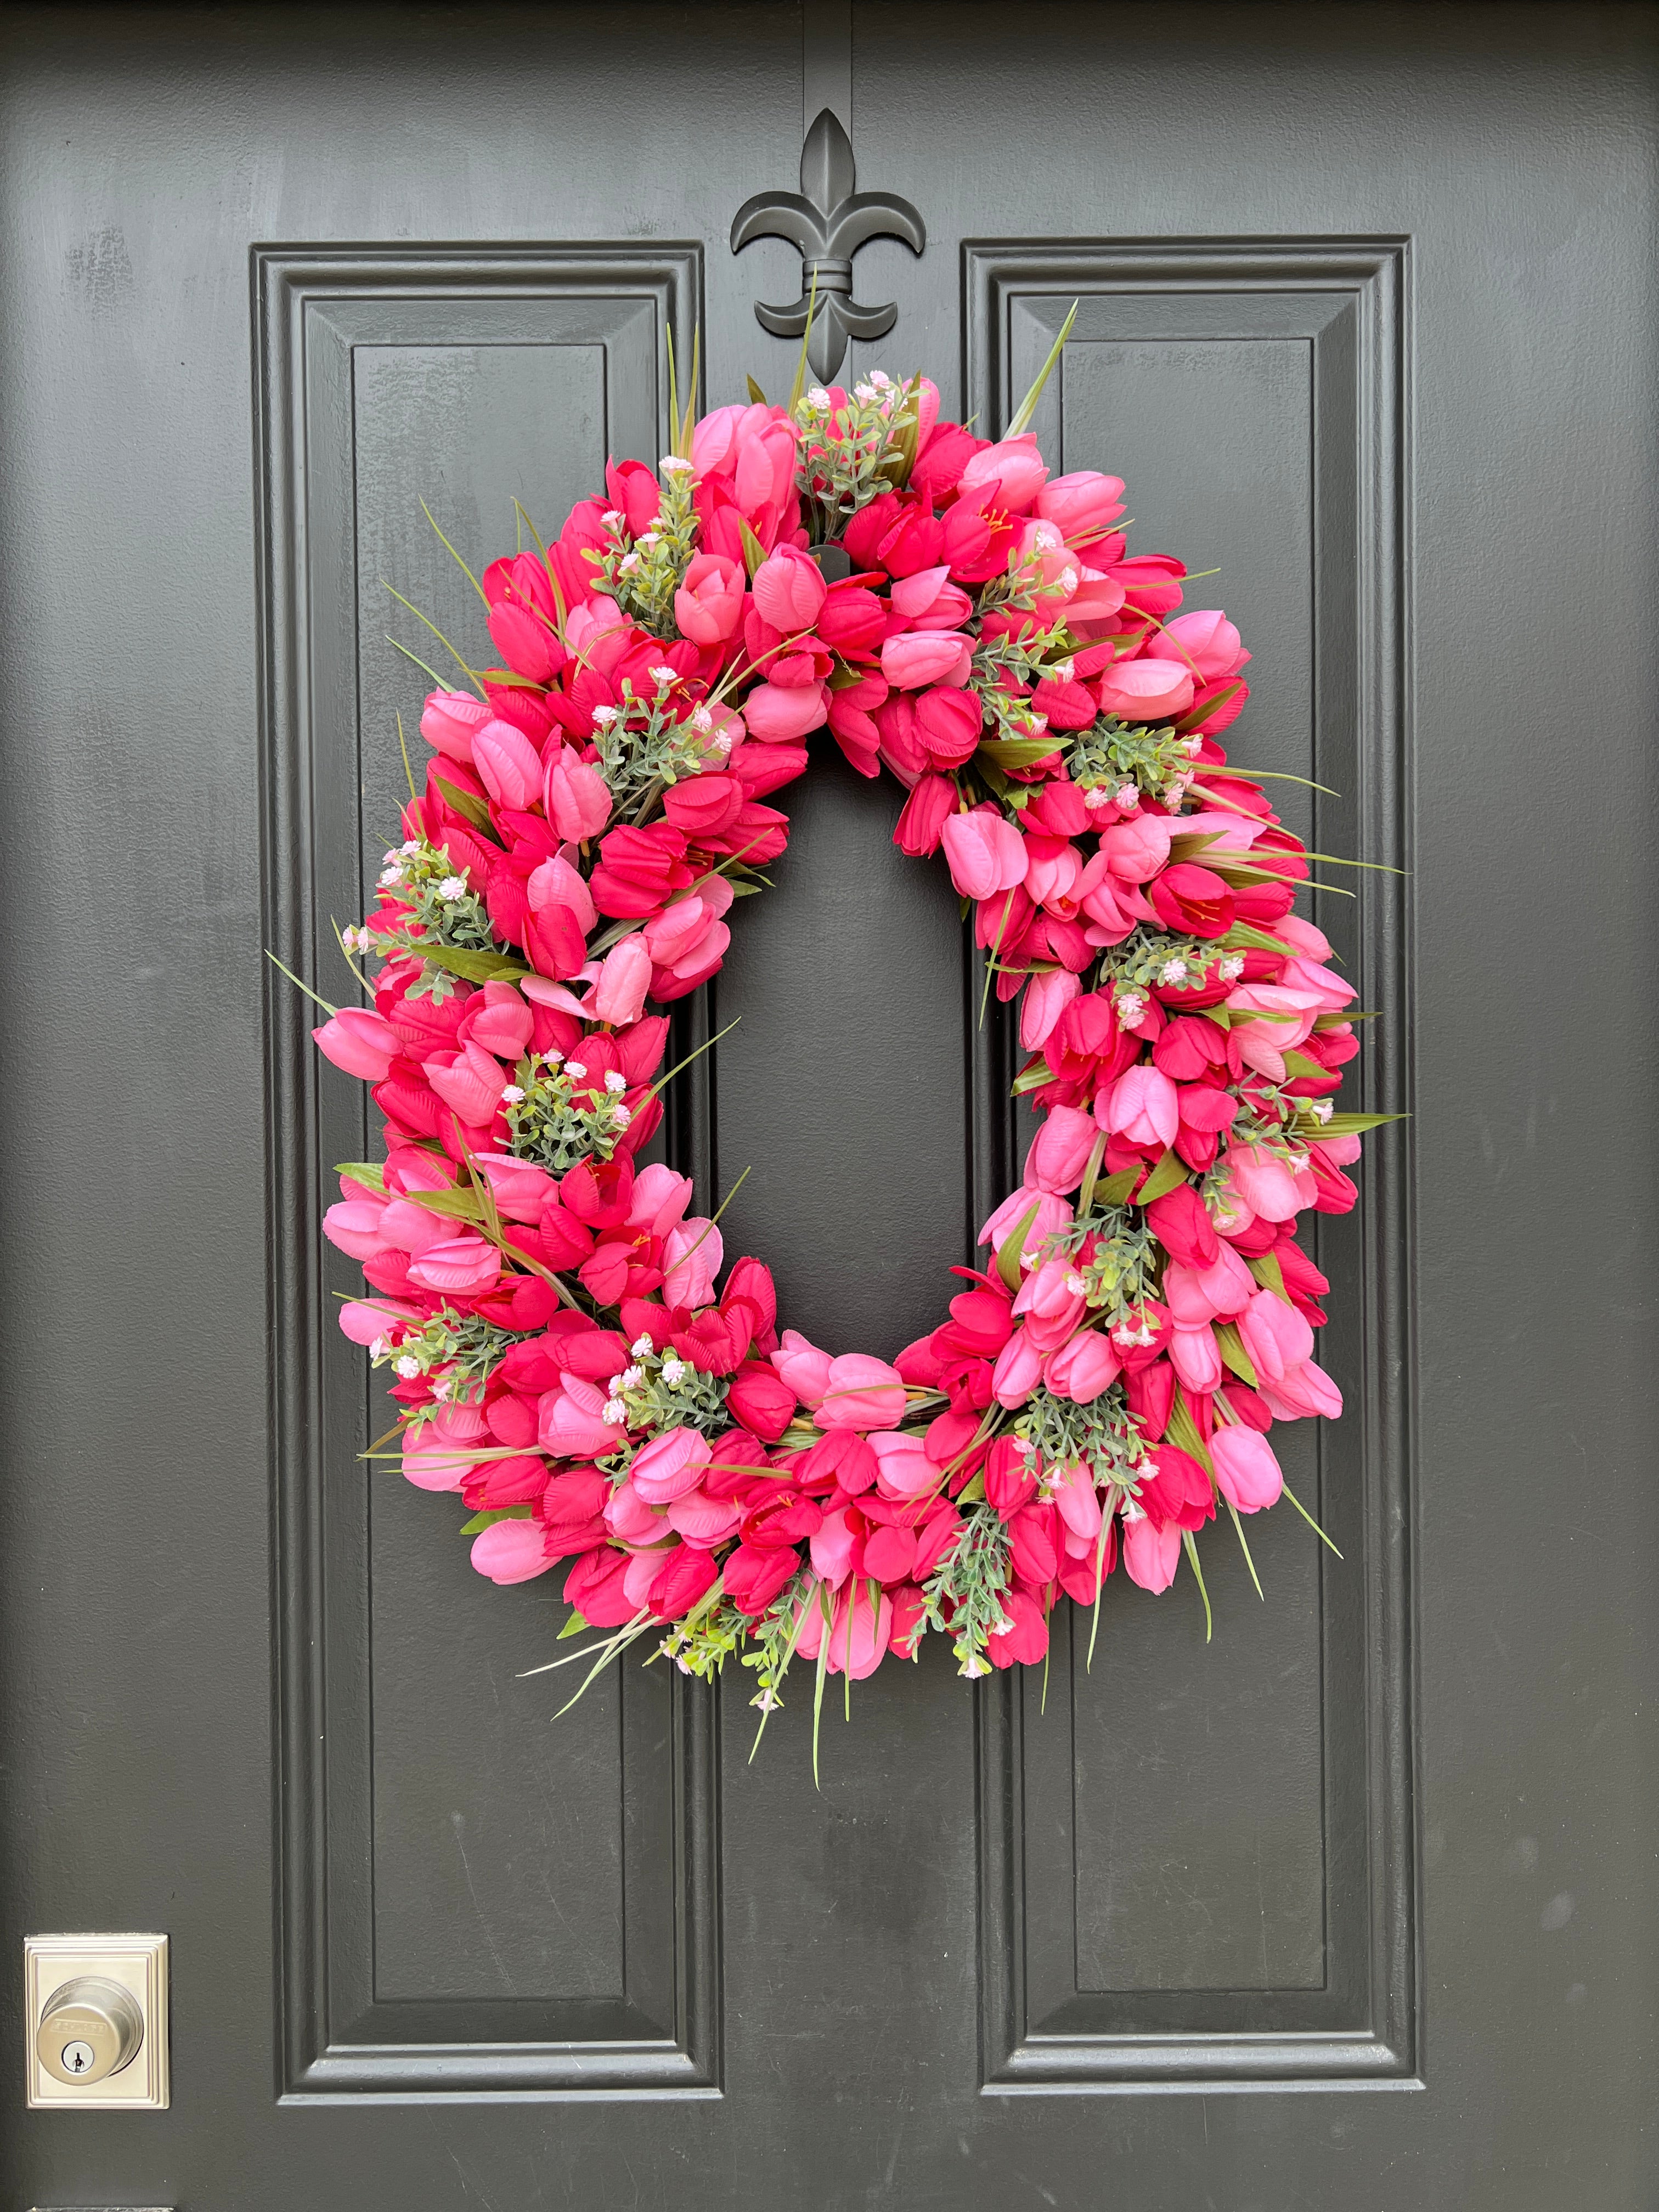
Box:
left=731, top=108, right=926, bottom=381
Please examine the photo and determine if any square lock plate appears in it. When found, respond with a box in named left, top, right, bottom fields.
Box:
left=23, top=1934, right=170, bottom=2110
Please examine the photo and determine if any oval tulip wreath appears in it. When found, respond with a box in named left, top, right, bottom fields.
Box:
left=305, top=340, right=1389, bottom=1747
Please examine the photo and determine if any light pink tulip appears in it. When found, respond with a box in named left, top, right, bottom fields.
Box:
left=1169, top=1324, right=1224, bottom=1394
left=1099, top=1065, right=1180, bottom=1152
left=663, top=1219, right=723, bottom=1308
left=1043, top=1328, right=1122, bottom=1403
left=1257, top=1357, right=1342, bottom=1422
left=527, top=853, right=596, bottom=933
left=313, top=1007, right=399, bottom=1081
left=471, top=716, right=545, bottom=811
left=889, top=563, right=972, bottom=628
left=958, top=432, right=1048, bottom=511
left=1023, top=1103, right=1099, bottom=1195
left=811, top=1507, right=860, bottom=1585
left=1020, top=967, right=1080, bottom=1051
left=940, top=809, right=1026, bottom=899
left=801, top=1583, right=894, bottom=1679
left=1226, top=984, right=1322, bottom=1082
left=1210, top=1425, right=1283, bottom=1512
left=470, top=1517, right=555, bottom=1584
left=1164, top=608, right=1249, bottom=682
left=992, top=1329, right=1045, bottom=1408
left=881, top=630, right=973, bottom=689
left=980, top=1184, right=1072, bottom=1256
left=407, top=1233, right=502, bottom=1297
left=752, top=545, right=827, bottom=631
left=544, top=746, right=612, bottom=840
left=771, top=1328, right=832, bottom=1406
left=1034, top=469, right=1125, bottom=538
left=1122, top=1511, right=1182, bottom=1593
left=1097, top=658, right=1195, bottom=723
left=338, top=1296, right=413, bottom=1346
left=604, top=1478, right=664, bottom=1544
left=667, top=1486, right=742, bottom=1547
left=1098, top=814, right=1175, bottom=881
left=629, top=1425, right=713, bottom=1504
left=1220, top=1142, right=1305, bottom=1225
left=539, top=1375, right=622, bottom=1459
left=469, top=1152, right=558, bottom=1222
left=866, top=1431, right=935, bottom=1499
left=627, top=1163, right=694, bottom=1237
left=817, top=1353, right=907, bottom=1431
left=461, top=979, right=534, bottom=1058
left=1237, top=1288, right=1315, bottom=1384
left=591, top=934, right=651, bottom=1025
left=744, top=679, right=828, bottom=741
left=403, top=1403, right=490, bottom=1491
left=420, top=687, right=493, bottom=763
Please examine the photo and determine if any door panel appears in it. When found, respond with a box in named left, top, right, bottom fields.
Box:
left=2, top=6, right=1654, bottom=2208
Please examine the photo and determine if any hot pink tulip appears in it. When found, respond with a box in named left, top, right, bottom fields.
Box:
left=880, top=630, right=973, bottom=689
left=1210, top=1424, right=1283, bottom=1512
left=913, top=686, right=983, bottom=764
left=744, top=679, right=828, bottom=741
left=817, top=1353, right=907, bottom=1431
left=1121, top=1511, right=1182, bottom=1593
left=1096, top=659, right=1195, bottom=723
left=1098, top=1065, right=1180, bottom=1152
left=940, top=808, right=1026, bottom=899
left=988, top=1589, right=1050, bottom=1669
left=544, top=746, right=612, bottom=840
left=894, top=772, right=956, bottom=855
left=313, top=1007, right=399, bottom=1080
left=470, top=1516, right=555, bottom=1584
left=629, top=1425, right=713, bottom=1504
left=752, top=545, right=827, bottom=632
left=472, top=716, right=545, bottom=811
left=673, top=551, right=747, bottom=646
left=590, top=934, right=651, bottom=1026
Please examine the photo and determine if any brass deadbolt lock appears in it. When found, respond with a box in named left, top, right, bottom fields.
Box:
left=35, top=1972, right=145, bottom=2086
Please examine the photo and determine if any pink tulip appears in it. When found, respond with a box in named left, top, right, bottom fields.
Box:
left=663, top=1219, right=723, bottom=1308
left=1023, top=1103, right=1098, bottom=1195
left=539, top=1375, right=622, bottom=1459
left=1044, top=1328, right=1122, bottom=1403
left=1098, top=813, right=1175, bottom=881
left=629, top=1425, right=713, bottom=1504
left=1237, top=1287, right=1315, bottom=1384
left=469, top=1152, right=558, bottom=1222
left=1220, top=1142, right=1307, bottom=1225
left=627, top=1162, right=694, bottom=1237
left=752, top=545, right=827, bottom=632
left=1257, top=1357, right=1342, bottom=1423
left=771, top=1328, right=832, bottom=1406
left=407, top=1232, right=501, bottom=1296
left=881, top=630, right=973, bottom=689
left=992, top=1329, right=1045, bottom=1408
left=894, top=771, right=957, bottom=855
left=1034, top=469, right=1125, bottom=538
left=979, top=1184, right=1071, bottom=1257
left=471, top=716, right=545, bottom=811
left=1096, top=659, right=1195, bottom=723
left=988, top=1589, right=1051, bottom=1669
left=313, top=1006, right=399, bottom=1080
left=1019, top=968, right=1081, bottom=1052
left=1210, top=1424, right=1283, bottom=1512
left=805, top=1584, right=894, bottom=1679
left=424, top=1041, right=511, bottom=1128
left=1164, top=609, right=1249, bottom=682
left=420, top=687, right=492, bottom=763
left=868, top=1431, right=936, bottom=1498
left=667, top=1486, right=742, bottom=1548
left=1226, top=984, right=1322, bottom=1082
left=603, top=1476, right=664, bottom=1544
left=817, top=1353, right=907, bottom=1431
left=323, top=1199, right=392, bottom=1262
left=403, top=1403, right=490, bottom=1492
left=544, top=746, right=612, bottom=840
left=527, top=851, right=596, bottom=933
left=889, top=563, right=972, bottom=629
left=958, top=432, right=1049, bottom=512
left=644, top=887, right=729, bottom=967
left=940, top=809, right=1026, bottom=899
left=1122, top=1511, right=1182, bottom=1593
left=1023, top=837, right=1082, bottom=913
left=459, top=979, right=534, bottom=1059
left=338, top=1296, right=413, bottom=1346
left=913, top=685, right=983, bottom=764
left=810, top=1507, right=860, bottom=1586
left=470, top=1516, right=555, bottom=1584
left=591, top=935, right=651, bottom=1026
left=673, top=551, right=747, bottom=646
left=1098, top=1065, right=1180, bottom=1152
left=1051, top=1459, right=1104, bottom=1544
left=744, top=679, right=828, bottom=741
left=1168, top=1324, right=1224, bottom=1395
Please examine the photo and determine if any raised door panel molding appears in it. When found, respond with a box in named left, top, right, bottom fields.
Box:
left=964, top=241, right=1417, bottom=2091
left=253, top=246, right=720, bottom=2098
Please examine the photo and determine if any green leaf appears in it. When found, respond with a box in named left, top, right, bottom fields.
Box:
left=1166, top=1386, right=1214, bottom=1474
left=1281, top=1050, right=1329, bottom=1081
left=1095, top=1167, right=1140, bottom=1205
left=1182, top=1530, right=1214, bottom=1644
left=1246, top=1249, right=1290, bottom=1303
left=557, top=1609, right=589, bottom=1641
left=404, top=1184, right=486, bottom=1222
left=1011, top=1058, right=1054, bottom=1097
left=738, top=518, right=769, bottom=579
left=1006, top=298, right=1078, bottom=435
left=1314, top=1110, right=1407, bottom=1136
left=434, top=776, right=501, bottom=840
left=1214, top=1321, right=1259, bottom=1387
left=995, top=1199, right=1043, bottom=1293
left=955, top=1470, right=986, bottom=1505
left=1222, top=919, right=1294, bottom=959
left=977, top=736, right=1063, bottom=769
left=334, top=1160, right=387, bottom=1193
left=1077, top=1128, right=1109, bottom=1216
left=415, top=941, right=533, bottom=986
left=458, top=1504, right=532, bottom=1534
left=1172, top=678, right=1242, bottom=735
left=1134, top=1149, right=1189, bottom=1206
left=746, top=374, right=769, bottom=405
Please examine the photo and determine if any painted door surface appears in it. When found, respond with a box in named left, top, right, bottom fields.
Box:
left=2, top=5, right=1655, bottom=2207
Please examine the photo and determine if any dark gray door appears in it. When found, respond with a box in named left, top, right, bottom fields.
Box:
left=3, top=5, right=1655, bottom=2205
